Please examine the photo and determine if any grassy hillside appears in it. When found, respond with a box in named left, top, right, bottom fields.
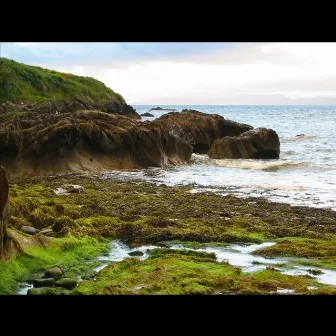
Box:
left=0, top=57, right=125, bottom=105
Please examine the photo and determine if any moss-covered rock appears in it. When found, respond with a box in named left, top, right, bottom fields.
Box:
left=52, top=216, right=75, bottom=233
left=55, top=278, right=77, bottom=290
left=208, top=127, right=280, bottom=159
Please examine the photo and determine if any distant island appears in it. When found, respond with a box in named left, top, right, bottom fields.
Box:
left=149, top=107, right=177, bottom=111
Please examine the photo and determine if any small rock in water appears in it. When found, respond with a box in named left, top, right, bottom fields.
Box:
left=43, top=267, right=63, bottom=279
left=141, top=112, right=154, bottom=117
left=296, top=134, right=305, bottom=137
left=55, top=278, right=78, bottom=290
left=33, top=278, right=55, bottom=288
left=20, top=226, right=39, bottom=235
left=128, top=250, right=144, bottom=257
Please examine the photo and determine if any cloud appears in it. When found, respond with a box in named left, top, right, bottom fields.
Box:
left=3, top=42, right=336, bottom=104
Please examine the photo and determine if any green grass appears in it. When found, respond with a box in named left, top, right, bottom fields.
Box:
left=0, top=235, right=109, bottom=294
left=0, top=57, right=124, bottom=104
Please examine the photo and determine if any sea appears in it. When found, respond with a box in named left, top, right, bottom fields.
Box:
left=105, top=105, right=336, bottom=210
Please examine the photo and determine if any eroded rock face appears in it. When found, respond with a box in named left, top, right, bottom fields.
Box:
left=155, top=109, right=253, bottom=154
left=208, top=127, right=280, bottom=159
left=0, top=165, right=9, bottom=257
left=0, top=110, right=193, bottom=177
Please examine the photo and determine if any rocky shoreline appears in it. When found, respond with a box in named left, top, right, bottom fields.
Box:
left=1, top=173, right=335, bottom=295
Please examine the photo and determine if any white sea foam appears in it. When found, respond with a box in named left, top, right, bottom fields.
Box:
left=214, top=159, right=307, bottom=170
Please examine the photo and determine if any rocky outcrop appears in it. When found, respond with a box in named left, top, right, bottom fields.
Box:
left=0, top=166, right=9, bottom=258
left=141, top=112, right=154, bottom=117
left=155, top=109, right=253, bottom=154
left=0, top=109, right=262, bottom=177
left=0, top=99, right=140, bottom=119
left=208, top=127, right=280, bottom=159
left=0, top=110, right=193, bottom=177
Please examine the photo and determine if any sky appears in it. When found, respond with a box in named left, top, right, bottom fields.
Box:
left=2, top=42, right=336, bottom=105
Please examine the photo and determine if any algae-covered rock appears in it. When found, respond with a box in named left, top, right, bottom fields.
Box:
left=52, top=216, right=75, bottom=233
left=208, top=127, right=280, bottom=159
left=33, top=278, right=55, bottom=288
left=27, top=288, right=43, bottom=295
left=128, top=250, right=144, bottom=257
left=43, top=267, right=63, bottom=280
left=55, top=278, right=78, bottom=290
left=29, top=207, right=55, bottom=229
left=56, top=227, right=71, bottom=238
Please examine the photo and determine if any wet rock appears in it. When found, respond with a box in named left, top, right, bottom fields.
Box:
left=39, top=228, right=55, bottom=236
left=43, top=267, right=63, bottom=279
left=128, top=250, right=144, bottom=256
left=56, top=226, right=71, bottom=238
left=27, top=288, right=43, bottom=295
left=208, top=127, right=280, bottom=159
left=33, top=278, right=55, bottom=288
left=0, top=165, right=9, bottom=256
left=52, top=216, right=74, bottom=233
left=64, top=184, right=85, bottom=194
left=20, top=226, right=39, bottom=235
left=55, top=278, right=78, bottom=290
left=141, top=112, right=154, bottom=117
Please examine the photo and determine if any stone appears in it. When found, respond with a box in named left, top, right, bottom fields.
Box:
left=43, top=267, right=63, bottom=279
left=56, top=226, right=71, bottom=238
left=20, top=226, right=39, bottom=235
left=33, top=278, right=55, bottom=288
left=52, top=216, right=74, bottom=233
left=27, top=288, right=43, bottom=295
left=39, top=228, right=55, bottom=236
left=128, top=250, right=144, bottom=256
left=55, top=278, right=78, bottom=290
left=141, top=112, right=154, bottom=117
left=208, top=127, right=280, bottom=159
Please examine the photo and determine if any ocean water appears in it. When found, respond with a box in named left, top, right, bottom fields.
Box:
left=109, top=105, right=336, bottom=210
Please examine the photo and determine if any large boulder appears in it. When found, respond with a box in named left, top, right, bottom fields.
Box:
left=0, top=165, right=9, bottom=257
left=155, top=109, right=253, bottom=154
left=208, top=127, right=280, bottom=159
left=0, top=110, right=193, bottom=177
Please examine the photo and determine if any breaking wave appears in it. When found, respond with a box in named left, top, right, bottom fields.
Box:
left=214, top=159, right=308, bottom=171
left=191, top=154, right=307, bottom=171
